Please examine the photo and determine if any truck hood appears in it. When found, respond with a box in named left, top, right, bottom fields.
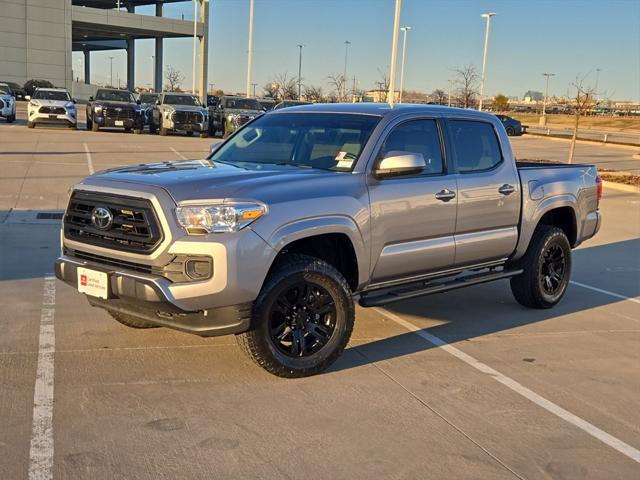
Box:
left=30, top=99, right=70, bottom=107
left=94, top=100, right=136, bottom=108
left=226, top=108, right=263, bottom=115
left=87, top=160, right=334, bottom=204
left=164, top=105, right=204, bottom=112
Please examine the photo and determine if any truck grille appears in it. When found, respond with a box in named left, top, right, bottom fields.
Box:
left=172, top=111, right=203, bottom=124
left=63, top=191, right=163, bottom=254
left=39, top=106, right=66, bottom=115
left=104, top=107, right=134, bottom=119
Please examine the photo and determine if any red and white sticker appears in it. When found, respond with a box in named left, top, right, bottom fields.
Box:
left=77, top=267, right=108, bottom=299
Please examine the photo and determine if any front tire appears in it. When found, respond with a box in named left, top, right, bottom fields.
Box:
left=510, top=226, right=571, bottom=309
left=236, top=254, right=355, bottom=378
left=27, top=121, right=35, bottom=128
left=108, top=311, right=159, bottom=329
left=7, top=114, right=15, bottom=123
left=506, top=126, right=515, bottom=136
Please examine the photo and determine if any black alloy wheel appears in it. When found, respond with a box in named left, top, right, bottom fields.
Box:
left=268, top=281, right=337, bottom=358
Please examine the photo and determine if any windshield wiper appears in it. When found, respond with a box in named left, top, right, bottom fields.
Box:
left=269, top=162, right=312, bottom=169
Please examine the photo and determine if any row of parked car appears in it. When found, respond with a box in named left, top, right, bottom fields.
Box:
left=0, top=82, right=310, bottom=138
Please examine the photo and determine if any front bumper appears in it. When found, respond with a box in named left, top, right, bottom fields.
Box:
left=55, top=255, right=252, bottom=336
left=95, top=116, right=140, bottom=129
left=30, top=110, right=76, bottom=126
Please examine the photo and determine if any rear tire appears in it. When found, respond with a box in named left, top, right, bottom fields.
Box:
left=27, top=121, right=35, bottom=128
left=7, top=114, right=15, bottom=123
left=506, top=126, right=515, bottom=136
left=108, top=311, right=160, bottom=329
left=236, top=254, right=355, bottom=378
left=510, top=226, right=571, bottom=309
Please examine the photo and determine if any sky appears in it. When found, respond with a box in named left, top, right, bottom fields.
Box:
left=73, top=0, right=640, bottom=101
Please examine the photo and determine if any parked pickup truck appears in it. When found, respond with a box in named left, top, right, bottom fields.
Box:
left=86, top=88, right=143, bottom=134
left=55, top=104, right=601, bottom=377
left=210, top=95, right=264, bottom=138
left=152, top=92, right=208, bottom=137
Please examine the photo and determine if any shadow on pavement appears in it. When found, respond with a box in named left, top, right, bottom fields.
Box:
left=332, top=238, right=640, bottom=373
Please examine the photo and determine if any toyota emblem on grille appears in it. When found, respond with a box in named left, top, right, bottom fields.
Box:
left=91, top=207, right=113, bottom=230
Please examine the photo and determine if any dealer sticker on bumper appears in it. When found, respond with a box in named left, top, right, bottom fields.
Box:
left=77, top=267, right=108, bottom=299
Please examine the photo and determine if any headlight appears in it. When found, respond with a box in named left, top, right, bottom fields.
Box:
left=29, top=100, right=39, bottom=107
left=95, top=105, right=102, bottom=114
left=175, top=203, right=266, bottom=234
left=227, top=113, right=239, bottom=121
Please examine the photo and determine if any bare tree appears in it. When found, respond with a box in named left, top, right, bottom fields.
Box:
left=368, top=68, right=390, bottom=103
left=327, top=73, right=348, bottom=102
left=263, top=72, right=298, bottom=101
left=568, top=76, right=598, bottom=164
left=304, top=85, right=325, bottom=103
left=164, top=65, right=184, bottom=92
left=430, top=89, right=447, bottom=105
left=452, top=65, right=479, bottom=109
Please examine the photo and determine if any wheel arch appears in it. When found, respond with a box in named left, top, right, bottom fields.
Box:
left=264, top=217, right=368, bottom=292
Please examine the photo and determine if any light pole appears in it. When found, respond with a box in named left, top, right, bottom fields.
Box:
left=192, top=0, right=198, bottom=94
left=594, top=68, right=601, bottom=94
left=478, top=12, right=496, bottom=111
left=252, top=83, right=257, bottom=97
left=151, top=55, right=155, bottom=91
left=342, top=40, right=351, bottom=101
left=297, top=44, right=303, bottom=100
left=399, top=26, right=411, bottom=103
left=387, top=0, right=402, bottom=106
left=246, top=0, right=255, bottom=97
left=542, top=72, right=555, bottom=118
left=109, top=56, right=114, bottom=87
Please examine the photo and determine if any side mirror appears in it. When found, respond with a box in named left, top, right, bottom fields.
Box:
left=89, top=96, right=94, bottom=101
left=374, top=151, right=426, bottom=179
left=209, top=142, right=223, bottom=155
left=25, top=95, right=31, bottom=101
left=72, top=98, right=77, bottom=104
left=155, top=99, right=161, bottom=106
left=136, top=99, right=141, bottom=105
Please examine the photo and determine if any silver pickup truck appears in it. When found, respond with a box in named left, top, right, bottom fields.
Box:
left=55, top=104, right=601, bottom=377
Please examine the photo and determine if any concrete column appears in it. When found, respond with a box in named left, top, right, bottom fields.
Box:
left=198, top=0, right=209, bottom=104
left=127, top=38, right=135, bottom=91
left=84, top=50, right=91, bottom=84
left=154, top=1, right=163, bottom=92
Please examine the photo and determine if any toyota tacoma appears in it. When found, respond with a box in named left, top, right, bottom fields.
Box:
left=55, top=104, right=601, bottom=378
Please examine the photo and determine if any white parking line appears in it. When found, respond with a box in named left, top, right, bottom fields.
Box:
left=374, top=307, right=640, bottom=464
left=83, top=143, right=94, bottom=174
left=570, top=280, right=640, bottom=305
left=28, top=275, right=57, bottom=480
left=170, top=147, right=187, bottom=160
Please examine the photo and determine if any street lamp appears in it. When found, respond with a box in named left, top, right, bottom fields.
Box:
left=478, top=12, right=496, bottom=111
left=542, top=72, right=555, bottom=118
left=297, top=44, right=303, bottom=100
left=192, top=0, right=198, bottom=94
left=399, top=26, right=411, bottom=103
left=109, top=56, right=114, bottom=87
left=151, top=55, right=155, bottom=91
left=342, top=40, right=351, bottom=101
left=387, top=0, right=402, bottom=107
left=246, top=0, right=255, bottom=97
left=594, top=68, right=602, bottom=95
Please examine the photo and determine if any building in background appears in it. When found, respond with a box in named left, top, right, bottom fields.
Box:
left=0, top=0, right=208, bottom=98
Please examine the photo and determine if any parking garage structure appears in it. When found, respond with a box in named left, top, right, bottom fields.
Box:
left=1, top=0, right=209, bottom=97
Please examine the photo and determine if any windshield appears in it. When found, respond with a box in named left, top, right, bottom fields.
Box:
left=164, top=94, right=201, bottom=106
left=139, top=94, right=158, bottom=104
left=224, top=98, right=263, bottom=110
left=95, top=90, right=135, bottom=102
left=209, top=113, right=380, bottom=172
left=33, top=90, right=70, bottom=101
left=0, top=85, right=11, bottom=95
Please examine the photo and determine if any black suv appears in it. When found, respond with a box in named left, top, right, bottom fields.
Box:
left=86, top=89, right=143, bottom=133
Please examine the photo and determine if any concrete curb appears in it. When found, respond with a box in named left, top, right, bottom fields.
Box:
left=603, top=181, right=639, bottom=194
left=523, top=132, right=640, bottom=151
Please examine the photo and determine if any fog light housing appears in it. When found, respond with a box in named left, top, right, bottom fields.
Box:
left=185, top=258, right=212, bottom=281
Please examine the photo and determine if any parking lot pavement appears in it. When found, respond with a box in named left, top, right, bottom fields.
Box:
left=511, top=135, right=640, bottom=173
left=1, top=115, right=639, bottom=479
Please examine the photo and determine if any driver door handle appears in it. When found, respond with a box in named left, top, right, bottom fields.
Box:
left=435, top=189, right=456, bottom=202
left=498, top=184, right=516, bottom=195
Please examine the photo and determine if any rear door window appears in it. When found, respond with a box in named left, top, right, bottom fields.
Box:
left=449, top=120, right=502, bottom=172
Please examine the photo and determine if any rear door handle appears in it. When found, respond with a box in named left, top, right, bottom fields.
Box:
left=498, top=184, right=516, bottom=195
left=435, top=189, right=456, bottom=202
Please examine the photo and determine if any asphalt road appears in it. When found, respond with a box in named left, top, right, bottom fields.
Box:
left=1, top=112, right=639, bottom=479
left=512, top=135, right=640, bottom=173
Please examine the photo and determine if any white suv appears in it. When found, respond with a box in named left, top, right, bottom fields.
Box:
left=0, top=83, right=16, bottom=123
left=27, top=87, right=77, bottom=129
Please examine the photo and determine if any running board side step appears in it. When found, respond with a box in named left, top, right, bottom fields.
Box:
left=358, top=269, right=523, bottom=307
